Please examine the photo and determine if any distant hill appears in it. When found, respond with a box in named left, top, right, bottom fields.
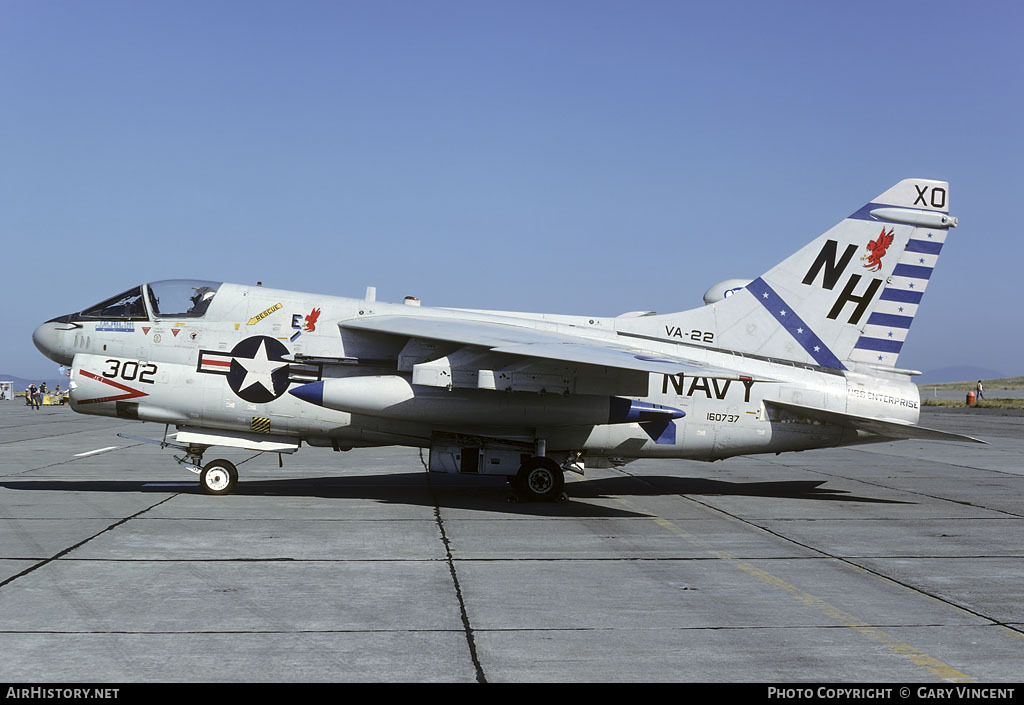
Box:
left=915, top=366, right=1008, bottom=386
left=919, top=376, right=1024, bottom=390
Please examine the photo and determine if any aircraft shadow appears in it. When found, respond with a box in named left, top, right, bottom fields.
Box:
left=570, top=476, right=910, bottom=505
left=0, top=472, right=909, bottom=517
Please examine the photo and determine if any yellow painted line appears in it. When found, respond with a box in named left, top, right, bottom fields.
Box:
left=725, top=554, right=972, bottom=682
left=999, top=626, right=1024, bottom=642
left=630, top=505, right=974, bottom=682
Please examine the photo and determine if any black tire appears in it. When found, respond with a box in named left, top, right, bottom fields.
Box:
left=514, top=457, right=564, bottom=502
left=200, top=459, right=238, bottom=495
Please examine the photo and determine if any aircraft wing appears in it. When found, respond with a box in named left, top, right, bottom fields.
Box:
left=340, top=315, right=765, bottom=381
left=763, top=399, right=986, bottom=444
left=344, top=314, right=571, bottom=347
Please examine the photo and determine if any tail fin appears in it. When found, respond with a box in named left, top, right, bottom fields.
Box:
left=744, top=179, right=956, bottom=369
left=631, top=179, right=956, bottom=370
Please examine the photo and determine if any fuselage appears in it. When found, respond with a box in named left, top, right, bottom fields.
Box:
left=33, top=279, right=922, bottom=465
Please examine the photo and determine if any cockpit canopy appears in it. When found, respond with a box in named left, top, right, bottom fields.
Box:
left=78, top=280, right=223, bottom=320
left=146, top=279, right=222, bottom=318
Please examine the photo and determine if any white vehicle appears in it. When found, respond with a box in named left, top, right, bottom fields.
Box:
left=33, top=178, right=978, bottom=500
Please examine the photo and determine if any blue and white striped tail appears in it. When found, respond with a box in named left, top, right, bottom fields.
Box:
left=848, top=227, right=947, bottom=366
left=706, top=179, right=957, bottom=372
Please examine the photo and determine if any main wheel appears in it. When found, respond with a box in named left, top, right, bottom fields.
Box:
left=514, top=457, right=565, bottom=502
left=200, top=459, right=238, bottom=495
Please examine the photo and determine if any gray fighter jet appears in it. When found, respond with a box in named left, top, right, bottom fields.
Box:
left=33, top=178, right=978, bottom=500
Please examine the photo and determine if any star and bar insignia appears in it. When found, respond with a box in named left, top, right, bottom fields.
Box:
left=197, top=335, right=292, bottom=404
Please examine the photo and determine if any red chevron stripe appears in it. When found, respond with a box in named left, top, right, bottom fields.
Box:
left=77, top=370, right=149, bottom=405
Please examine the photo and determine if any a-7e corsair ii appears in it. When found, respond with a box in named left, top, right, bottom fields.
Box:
left=33, top=178, right=979, bottom=501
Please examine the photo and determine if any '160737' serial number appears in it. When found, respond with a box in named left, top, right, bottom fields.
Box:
left=707, top=413, right=738, bottom=423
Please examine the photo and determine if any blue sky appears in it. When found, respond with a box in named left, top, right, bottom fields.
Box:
left=2, top=0, right=1021, bottom=379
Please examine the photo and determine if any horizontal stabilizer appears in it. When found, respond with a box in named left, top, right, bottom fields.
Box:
left=763, top=399, right=986, bottom=444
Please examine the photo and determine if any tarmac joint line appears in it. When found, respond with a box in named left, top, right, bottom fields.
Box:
left=0, top=494, right=180, bottom=592
left=423, top=453, right=487, bottom=684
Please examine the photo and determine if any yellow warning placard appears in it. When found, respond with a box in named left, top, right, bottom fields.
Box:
left=247, top=303, right=282, bottom=325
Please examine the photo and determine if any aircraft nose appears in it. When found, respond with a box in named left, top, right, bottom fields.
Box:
left=33, top=320, right=75, bottom=366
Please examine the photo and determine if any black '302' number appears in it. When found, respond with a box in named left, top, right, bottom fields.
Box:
left=103, top=359, right=157, bottom=384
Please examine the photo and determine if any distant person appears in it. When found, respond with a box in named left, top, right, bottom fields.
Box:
left=976, top=380, right=984, bottom=400
left=28, top=383, right=40, bottom=410
left=25, top=388, right=31, bottom=406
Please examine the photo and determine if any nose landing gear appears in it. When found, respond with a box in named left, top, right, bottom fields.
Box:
left=118, top=429, right=246, bottom=496
left=199, top=459, right=238, bottom=495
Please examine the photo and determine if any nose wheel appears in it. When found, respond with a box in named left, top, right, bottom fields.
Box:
left=200, top=459, right=238, bottom=495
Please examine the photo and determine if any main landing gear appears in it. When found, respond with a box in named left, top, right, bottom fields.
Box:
left=509, top=456, right=566, bottom=503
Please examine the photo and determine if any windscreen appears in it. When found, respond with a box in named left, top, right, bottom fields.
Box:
left=80, top=286, right=148, bottom=320
left=147, top=280, right=223, bottom=318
